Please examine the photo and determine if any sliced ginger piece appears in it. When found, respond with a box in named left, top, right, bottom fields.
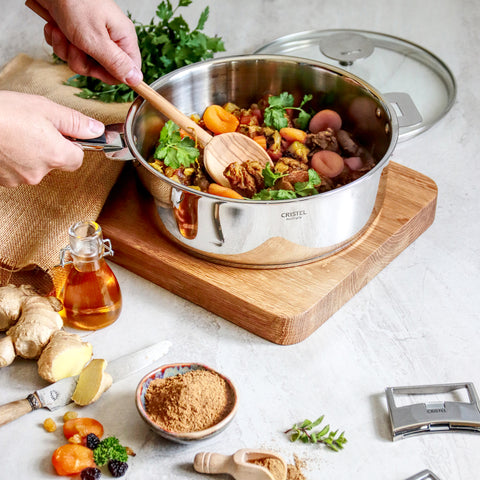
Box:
left=72, top=358, right=113, bottom=406
left=37, top=330, right=93, bottom=383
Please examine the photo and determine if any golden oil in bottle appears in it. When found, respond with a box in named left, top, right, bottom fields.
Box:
left=59, top=221, right=122, bottom=330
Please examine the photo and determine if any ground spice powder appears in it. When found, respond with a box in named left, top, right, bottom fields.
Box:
left=250, top=457, right=286, bottom=480
left=144, top=369, right=235, bottom=433
left=286, top=455, right=307, bottom=480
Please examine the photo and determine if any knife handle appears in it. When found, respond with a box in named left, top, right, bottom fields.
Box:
left=0, top=394, right=41, bottom=426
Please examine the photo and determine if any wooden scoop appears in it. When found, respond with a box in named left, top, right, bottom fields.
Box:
left=25, top=0, right=272, bottom=187
left=194, top=449, right=287, bottom=480
left=133, top=82, right=273, bottom=187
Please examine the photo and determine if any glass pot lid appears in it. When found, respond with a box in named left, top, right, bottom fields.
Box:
left=254, top=29, right=456, bottom=141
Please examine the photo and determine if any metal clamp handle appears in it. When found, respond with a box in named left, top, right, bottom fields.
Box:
left=405, top=470, right=442, bottom=480
left=59, top=239, right=114, bottom=266
left=386, top=382, right=480, bottom=441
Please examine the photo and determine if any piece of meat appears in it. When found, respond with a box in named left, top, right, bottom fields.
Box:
left=223, top=160, right=265, bottom=198
left=306, top=128, right=339, bottom=152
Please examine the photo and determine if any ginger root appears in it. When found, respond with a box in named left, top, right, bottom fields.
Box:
left=0, top=284, right=37, bottom=331
left=71, top=358, right=112, bottom=406
left=0, top=335, right=15, bottom=368
left=7, top=295, right=63, bottom=359
left=38, top=330, right=93, bottom=383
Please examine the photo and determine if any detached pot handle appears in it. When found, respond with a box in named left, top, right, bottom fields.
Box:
left=383, top=92, right=423, bottom=128
left=70, top=123, right=135, bottom=161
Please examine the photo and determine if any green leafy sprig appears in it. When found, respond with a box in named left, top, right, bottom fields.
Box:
left=153, top=120, right=199, bottom=168
left=62, top=0, right=225, bottom=102
left=253, top=167, right=321, bottom=200
left=284, top=416, right=347, bottom=452
left=93, top=436, right=129, bottom=466
left=263, top=92, right=313, bottom=130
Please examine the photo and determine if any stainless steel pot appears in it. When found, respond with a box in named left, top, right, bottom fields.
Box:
left=122, top=55, right=399, bottom=268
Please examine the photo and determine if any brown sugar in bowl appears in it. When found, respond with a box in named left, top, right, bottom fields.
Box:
left=135, top=363, right=238, bottom=444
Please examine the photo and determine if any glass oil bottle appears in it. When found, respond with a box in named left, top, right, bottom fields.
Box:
left=58, top=221, right=122, bottom=330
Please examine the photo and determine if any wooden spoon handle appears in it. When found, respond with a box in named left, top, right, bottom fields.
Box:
left=133, top=81, right=213, bottom=147
left=193, top=452, right=234, bottom=475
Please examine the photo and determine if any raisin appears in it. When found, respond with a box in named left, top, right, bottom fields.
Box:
left=80, top=467, right=101, bottom=480
left=63, top=411, right=78, bottom=422
left=43, top=417, right=57, bottom=432
left=108, top=460, right=128, bottom=478
left=86, top=433, right=101, bottom=450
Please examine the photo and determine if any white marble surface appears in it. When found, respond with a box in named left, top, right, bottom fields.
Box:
left=1, top=1, right=480, bottom=479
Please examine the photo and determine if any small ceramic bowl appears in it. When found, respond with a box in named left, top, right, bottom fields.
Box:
left=135, top=363, right=238, bottom=444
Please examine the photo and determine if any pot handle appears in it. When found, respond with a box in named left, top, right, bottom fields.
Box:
left=383, top=92, right=423, bottom=128
left=70, top=123, right=135, bottom=161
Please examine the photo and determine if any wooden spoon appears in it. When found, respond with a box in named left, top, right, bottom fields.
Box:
left=194, top=449, right=287, bottom=480
left=25, top=0, right=272, bottom=187
left=133, top=82, right=273, bottom=187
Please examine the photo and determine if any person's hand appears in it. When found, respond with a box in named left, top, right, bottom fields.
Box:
left=0, top=91, right=105, bottom=187
left=37, top=0, right=142, bottom=86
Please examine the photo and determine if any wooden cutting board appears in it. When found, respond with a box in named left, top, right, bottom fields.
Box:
left=98, top=161, right=437, bottom=345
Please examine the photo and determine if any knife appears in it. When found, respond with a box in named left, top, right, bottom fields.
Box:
left=0, top=340, right=171, bottom=426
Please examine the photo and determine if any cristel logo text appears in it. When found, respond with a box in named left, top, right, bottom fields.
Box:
left=281, top=210, right=307, bottom=219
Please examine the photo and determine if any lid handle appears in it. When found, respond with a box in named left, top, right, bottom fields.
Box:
left=383, top=92, right=423, bottom=128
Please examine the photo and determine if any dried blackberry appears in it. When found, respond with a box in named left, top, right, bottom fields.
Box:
left=80, top=467, right=101, bottom=480
left=108, top=460, right=128, bottom=478
left=86, top=433, right=101, bottom=450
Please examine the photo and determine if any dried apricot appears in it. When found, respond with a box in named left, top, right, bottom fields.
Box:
left=63, top=417, right=104, bottom=440
left=52, top=444, right=95, bottom=476
left=203, top=105, right=239, bottom=134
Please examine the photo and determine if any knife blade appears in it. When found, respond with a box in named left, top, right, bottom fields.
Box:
left=0, top=340, right=171, bottom=426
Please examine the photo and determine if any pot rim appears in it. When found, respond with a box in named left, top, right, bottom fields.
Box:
left=124, top=54, right=399, bottom=204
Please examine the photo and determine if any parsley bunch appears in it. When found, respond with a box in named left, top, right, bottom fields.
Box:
left=63, top=0, right=225, bottom=102
left=93, top=436, right=129, bottom=466
left=263, top=92, right=313, bottom=130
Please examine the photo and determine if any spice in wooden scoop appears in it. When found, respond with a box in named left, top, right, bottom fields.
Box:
left=249, top=457, right=287, bottom=480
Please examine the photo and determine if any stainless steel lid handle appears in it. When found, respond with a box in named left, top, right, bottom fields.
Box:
left=384, top=92, right=423, bottom=128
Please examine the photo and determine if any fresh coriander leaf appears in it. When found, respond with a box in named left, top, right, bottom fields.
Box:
left=264, top=92, right=313, bottom=130
left=153, top=120, right=199, bottom=168
left=268, top=92, right=294, bottom=108
left=295, top=110, right=311, bottom=130
left=293, top=169, right=321, bottom=197
left=262, top=163, right=286, bottom=188
left=252, top=189, right=297, bottom=200
left=263, top=107, right=288, bottom=130
left=299, top=94, right=313, bottom=108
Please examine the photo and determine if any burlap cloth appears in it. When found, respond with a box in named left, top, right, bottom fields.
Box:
left=0, top=54, right=132, bottom=290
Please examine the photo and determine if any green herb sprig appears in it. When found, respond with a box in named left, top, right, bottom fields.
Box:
left=62, top=0, right=225, bottom=102
left=154, top=120, right=199, bottom=168
left=253, top=167, right=321, bottom=200
left=285, top=416, right=347, bottom=452
left=93, top=436, right=129, bottom=466
left=263, top=92, right=313, bottom=130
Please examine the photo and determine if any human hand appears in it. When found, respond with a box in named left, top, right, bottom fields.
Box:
left=35, top=0, right=142, bottom=86
left=0, top=91, right=105, bottom=187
